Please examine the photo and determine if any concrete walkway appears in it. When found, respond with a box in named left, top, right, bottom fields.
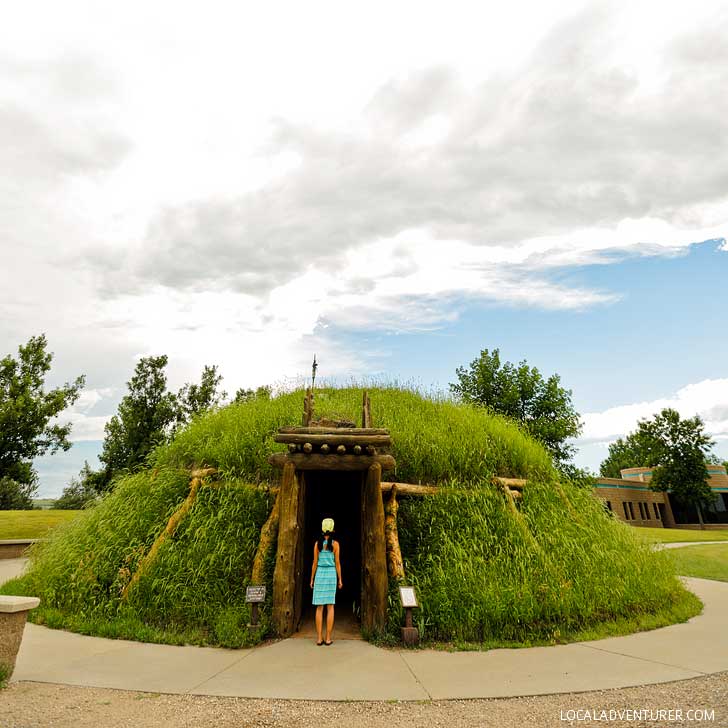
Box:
left=4, top=558, right=728, bottom=700
left=658, top=541, right=727, bottom=549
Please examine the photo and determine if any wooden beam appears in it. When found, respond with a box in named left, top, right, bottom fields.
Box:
left=267, top=452, right=396, bottom=472
left=122, top=471, right=214, bottom=600
left=251, top=488, right=281, bottom=585
left=384, top=485, right=405, bottom=581
left=381, top=481, right=438, bottom=496
left=278, top=427, right=390, bottom=435
left=272, top=462, right=300, bottom=636
left=274, top=433, right=391, bottom=447
left=497, top=477, right=527, bottom=490
left=361, top=463, right=388, bottom=633
left=190, top=467, right=217, bottom=479
left=302, top=389, right=313, bottom=427
left=362, top=390, right=372, bottom=429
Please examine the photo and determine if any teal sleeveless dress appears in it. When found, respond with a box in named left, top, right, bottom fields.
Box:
left=312, top=541, right=337, bottom=605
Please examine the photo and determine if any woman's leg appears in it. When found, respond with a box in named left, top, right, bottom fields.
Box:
left=325, top=604, right=335, bottom=643
left=315, top=605, right=324, bottom=643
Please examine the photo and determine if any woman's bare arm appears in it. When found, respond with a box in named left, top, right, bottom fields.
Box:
left=334, top=540, right=342, bottom=589
left=310, top=542, right=319, bottom=588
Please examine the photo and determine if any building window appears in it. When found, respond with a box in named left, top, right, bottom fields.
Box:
left=628, top=502, right=635, bottom=520
left=653, top=503, right=660, bottom=520
left=623, top=502, right=630, bottom=520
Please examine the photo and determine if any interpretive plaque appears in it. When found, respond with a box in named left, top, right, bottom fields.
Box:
left=246, top=585, right=266, bottom=603
left=399, top=585, right=418, bottom=609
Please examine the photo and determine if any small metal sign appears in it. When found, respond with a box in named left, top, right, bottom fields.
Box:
left=245, top=585, right=266, bottom=603
left=399, top=585, right=418, bottom=609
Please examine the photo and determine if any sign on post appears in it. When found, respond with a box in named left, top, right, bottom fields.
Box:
left=398, top=586, right=418, bottom=608
left=246, top=585, right=266, bottom=626
left=246, top=586, right=266, bottom=603
left=398, top=585, right=420, bottom=645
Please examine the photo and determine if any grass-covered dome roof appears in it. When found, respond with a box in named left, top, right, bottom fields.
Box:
left=2, top=386, right=698, bottom=648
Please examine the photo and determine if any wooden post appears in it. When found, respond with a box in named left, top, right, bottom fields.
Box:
left=302, top=389, right=314, bottom=426
left=361, top=463, right=388, bottom=633
left=384, top=485, right=405, bottom=581
left=362, top=390, right=372, bottom=429
left=292, top=472, right=307, bottom=632
left=272, top=463, right=301, bottom=636
left=251, top=489, right=281, bottom=585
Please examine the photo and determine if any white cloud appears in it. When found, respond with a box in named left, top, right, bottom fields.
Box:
left=580, top=378, right=728, bottom=445
left=1, top=1, right=727, bottom=458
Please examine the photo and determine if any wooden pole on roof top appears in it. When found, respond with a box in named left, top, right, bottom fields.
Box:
left=362, top=390, right=372, bottom=429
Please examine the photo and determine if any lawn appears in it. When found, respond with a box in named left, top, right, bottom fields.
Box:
left=668, top=543, right=728, bottom=583
left=0, top=510, right=82, bottom=539
left=635, top=526, right=728, bottom=544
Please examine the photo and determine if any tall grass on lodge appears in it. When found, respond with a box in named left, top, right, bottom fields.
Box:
left=396, top=480, right=685, bottom=642
left=155, top=385, right=555, bottom=484
left=4, top=468, right=270, bottom=644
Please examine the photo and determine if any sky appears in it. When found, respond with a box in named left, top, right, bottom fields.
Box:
left=2, top=1, right=727, bottom=498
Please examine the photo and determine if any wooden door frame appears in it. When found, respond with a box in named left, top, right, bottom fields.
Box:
left=272, top=463, right=388, bottom=637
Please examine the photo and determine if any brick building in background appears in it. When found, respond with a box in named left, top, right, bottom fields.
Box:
left=593, top=464, right=728, bottom=530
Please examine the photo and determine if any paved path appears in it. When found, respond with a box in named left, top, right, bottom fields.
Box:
left=4, top=557, right=728, bottom=700
left=658, top=541, right=727, bottom=549
left=0, top=557, right=27, bottom=585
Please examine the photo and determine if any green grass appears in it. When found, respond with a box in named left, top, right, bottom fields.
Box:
left=2, top=386, right=693, bottom=649
left=635, top=527, right=728, bottom=544
left=0, top=510, right=82, bottom=539
left=668, top=544, right=728, bottom=582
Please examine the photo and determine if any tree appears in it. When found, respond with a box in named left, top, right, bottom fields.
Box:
left=233, top=385, right=271, bottom=404
left=98, top=355, right=178, bottom=488
left=54, top=462, right=100, bottom=510
left=0, top=335, right=84, bottom=508
left=600, top=408, right=715, bottom=525
left=174, top=365, right=227, bottom=431
left=450, top=348, right=582, bottom=466
left=0, top=473, right=37, bottom=510
left=96, top=357, right=228, bottom=491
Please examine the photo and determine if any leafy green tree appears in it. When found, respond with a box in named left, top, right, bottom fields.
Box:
left=54, top=462, right=100, bottom=510
left=0, top=335, right=84, bottom=508
left=600, top=408, right=715, bottom=525
left=96, top=358, right=228, bottom=491
left=98, top=355, right=178, bottom=488
left=174, top=365, right=227, bottom=431
left=599, top=430, right=664, bottom=478
left=233, top=385, right=271, bottom=404
left=450, top=348, right=581, bottom=466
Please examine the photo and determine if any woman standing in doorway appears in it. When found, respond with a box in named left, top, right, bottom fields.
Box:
left=310, top=517, right=342, bottom=646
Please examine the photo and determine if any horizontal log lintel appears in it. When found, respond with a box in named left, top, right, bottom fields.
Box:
left=381, top=481, right=438, bottom=496
left=268, top=452, right=396, bottom=471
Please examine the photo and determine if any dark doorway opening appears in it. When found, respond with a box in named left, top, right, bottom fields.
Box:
left=299, top=470, right=363, bottom=635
